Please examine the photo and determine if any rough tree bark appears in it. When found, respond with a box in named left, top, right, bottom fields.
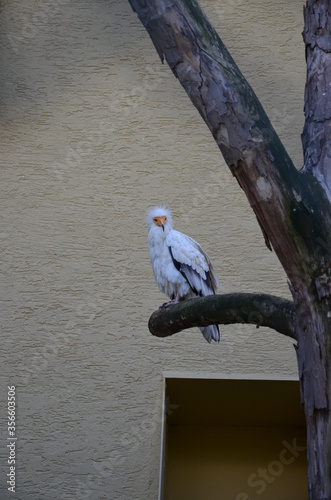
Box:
left=127, top=1, right=331, bottom=498
left=148, top=293, right=296, bottom=340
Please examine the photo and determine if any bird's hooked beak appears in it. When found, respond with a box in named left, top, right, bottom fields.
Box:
left=160, top=215, right=167, bottom=231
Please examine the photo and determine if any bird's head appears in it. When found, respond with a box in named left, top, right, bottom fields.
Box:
left=146, top=206, right=173, bottom=234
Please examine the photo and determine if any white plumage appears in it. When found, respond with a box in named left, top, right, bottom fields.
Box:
left=146, top=206, right=220, bottom=343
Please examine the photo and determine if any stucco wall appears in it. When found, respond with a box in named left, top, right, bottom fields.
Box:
left=1, top=0, right=305, bottom=498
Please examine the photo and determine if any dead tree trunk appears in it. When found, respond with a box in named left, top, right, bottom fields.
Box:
left=127, top=1, right=331, bottom=497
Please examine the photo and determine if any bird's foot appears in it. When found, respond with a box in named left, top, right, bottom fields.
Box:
left=159, top=300, right=176, bottom=309
left=159, top=295, right=180, bottom=309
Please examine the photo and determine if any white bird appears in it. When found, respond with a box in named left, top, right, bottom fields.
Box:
left=146, top=206, right=220, bottom=343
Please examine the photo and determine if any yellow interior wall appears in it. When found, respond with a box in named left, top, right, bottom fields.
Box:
left=163, top=378, right=307, bottom=499
left=164, top=425, right=307, bottom=500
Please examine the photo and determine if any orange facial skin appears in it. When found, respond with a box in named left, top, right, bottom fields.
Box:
left=153, top=216, right=167, bottom=227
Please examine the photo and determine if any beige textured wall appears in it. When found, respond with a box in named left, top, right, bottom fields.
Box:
left=1, top=0, right=305, bottom=498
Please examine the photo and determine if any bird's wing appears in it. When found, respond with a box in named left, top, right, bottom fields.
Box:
left=166, top=230, right=219, bottom=296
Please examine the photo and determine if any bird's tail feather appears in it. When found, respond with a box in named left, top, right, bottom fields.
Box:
left=200, top=324, right=220, bottom=343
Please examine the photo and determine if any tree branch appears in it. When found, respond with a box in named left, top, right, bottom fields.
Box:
left=148, top=293, right=296, bottom=340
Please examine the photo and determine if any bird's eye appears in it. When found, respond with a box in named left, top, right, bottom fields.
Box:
left=164, top=217, right=167, bottom=221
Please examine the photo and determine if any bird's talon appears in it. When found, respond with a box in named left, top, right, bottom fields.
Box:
left=159, top=301, right=175, bottom=309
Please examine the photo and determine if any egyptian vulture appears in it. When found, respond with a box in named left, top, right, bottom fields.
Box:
left=146, top=206, right=220, bottom=343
